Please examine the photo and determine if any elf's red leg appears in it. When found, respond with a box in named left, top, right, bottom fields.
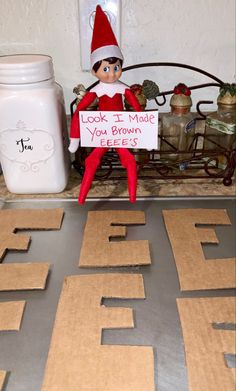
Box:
left=117, top=148, right=137, bottom=203
left=78, top=147, right=108, bottom=204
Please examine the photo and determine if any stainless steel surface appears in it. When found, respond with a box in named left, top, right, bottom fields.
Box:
left=0, top=197, right=235, bottom=391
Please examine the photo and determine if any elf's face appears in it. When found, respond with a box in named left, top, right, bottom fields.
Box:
left=93, top=59, right=122, bottom=83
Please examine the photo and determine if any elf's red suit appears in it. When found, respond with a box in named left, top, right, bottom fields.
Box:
left=70, top=80, right=142, bottom=204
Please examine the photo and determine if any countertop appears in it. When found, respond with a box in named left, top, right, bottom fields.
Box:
left=0, top=168, right=235, bottom=201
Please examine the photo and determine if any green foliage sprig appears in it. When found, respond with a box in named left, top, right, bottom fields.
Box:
left=219, top=83, right=236, bottom=97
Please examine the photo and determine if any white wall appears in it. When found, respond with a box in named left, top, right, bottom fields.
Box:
left=0, top=0, right=235, bottom=113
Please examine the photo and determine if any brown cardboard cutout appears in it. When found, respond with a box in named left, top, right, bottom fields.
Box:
left=0, top=301, right=26, bottom=330
left=0, top=208, right=64, bottom=260
left=0, top=371, right=6, bottom=390
left=196, top=227, right=219, bottom=243
left=79, top=211, right=151, bottom=267
left=42, top=274, right=155, bottom=391
left=177, top=297, right=236, bottom=391
left=163, top=209, right=236, bottom=290
left=0, top=263, right=49, bottom=291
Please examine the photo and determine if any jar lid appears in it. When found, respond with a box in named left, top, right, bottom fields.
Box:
left=0, top=54, right=54, bottom=84
left=170, top=93, right=192, bottom=108
left=217, top=91, right=236, bottom=105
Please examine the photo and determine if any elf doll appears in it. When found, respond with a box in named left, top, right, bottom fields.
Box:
left=69, top=5, right=142, bottom=204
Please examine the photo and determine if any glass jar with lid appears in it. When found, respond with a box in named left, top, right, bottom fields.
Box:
left=161, top=83, right=196, bottom=167
left=204, top=83, right=236, bottom=168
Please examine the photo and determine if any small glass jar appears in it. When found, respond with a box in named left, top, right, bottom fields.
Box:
left=0, top=54, right=70, bottom=194
left=204, top=91, right=236, bottom=168
left=161, top=85, right=196, bottom=166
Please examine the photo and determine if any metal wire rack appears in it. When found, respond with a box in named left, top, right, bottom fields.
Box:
left=70, top=62, right=235, bottom=186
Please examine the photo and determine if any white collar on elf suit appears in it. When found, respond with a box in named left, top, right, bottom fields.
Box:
left=90, top=81, right=128, bottom=98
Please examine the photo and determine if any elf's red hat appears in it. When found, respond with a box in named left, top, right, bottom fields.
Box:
left=90, top=5, right=123, bottom=68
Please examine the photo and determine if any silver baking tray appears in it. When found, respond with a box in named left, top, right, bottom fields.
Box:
left=0, top=197, right=235, bottom=391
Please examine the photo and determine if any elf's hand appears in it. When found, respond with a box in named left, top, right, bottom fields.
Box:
left=68, top=138, right=80, bottom=153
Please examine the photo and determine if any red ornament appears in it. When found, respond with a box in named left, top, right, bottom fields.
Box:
left=130, top=84, right=143, bottom=96
left=174, top=83, right=191, bottom=96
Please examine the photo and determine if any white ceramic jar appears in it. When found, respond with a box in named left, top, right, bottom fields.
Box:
left=0, top=54, right=70, bottom=193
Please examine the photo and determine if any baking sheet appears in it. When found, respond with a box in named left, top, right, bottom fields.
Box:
left=0, top=197, right=235, bottom=391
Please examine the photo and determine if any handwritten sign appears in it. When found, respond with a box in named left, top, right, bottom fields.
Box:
left=79, top=111, right=158, bottom=149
